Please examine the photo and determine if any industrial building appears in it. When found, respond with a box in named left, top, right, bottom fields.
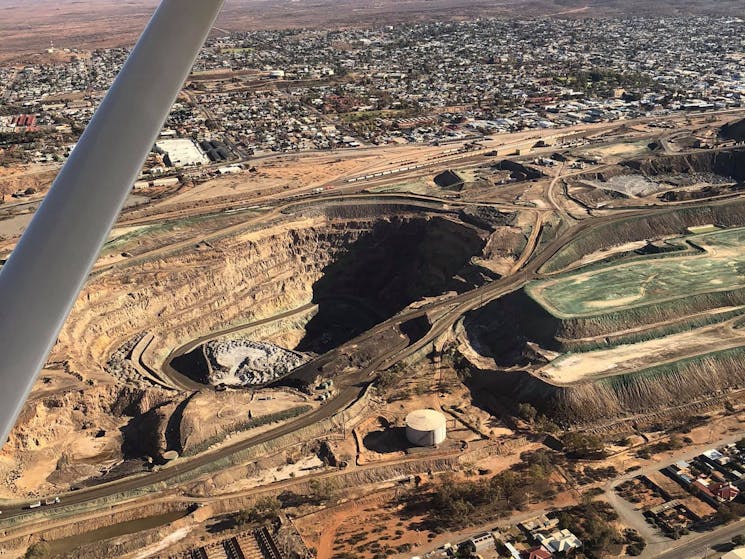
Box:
left=405, top=409, right=447, bottom=447
left=156, top=138, right=209, bottom=167
left=199, top=139, right=231, bottom=162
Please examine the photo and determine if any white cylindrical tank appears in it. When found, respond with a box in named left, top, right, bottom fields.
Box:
left=405, top=409, right=447, bottom=447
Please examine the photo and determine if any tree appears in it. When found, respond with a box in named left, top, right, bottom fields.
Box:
left=25, top=542, right=51, bottom=559
left=733, top=534, right=745, bottom=546
left=518, top=403, right=538, bottom=423
left=715, top=505, right=739, bottom=524
left=536, top=415, right=560, bottom=434
left=563, top=432, right=606, bottom=459
left=236, top=496, right=281, bottom=525
left=309, top=478, right=338, bottom=504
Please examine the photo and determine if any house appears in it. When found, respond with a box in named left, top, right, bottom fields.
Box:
left=534, top=529, right=582, bottom=556
left=710, top=482, right=740, bottom=502
left=524, top=547, right=553, bottom=559
left=692, top=479, right=714, bottom=498
left=468, top=533, right=496, bottom=553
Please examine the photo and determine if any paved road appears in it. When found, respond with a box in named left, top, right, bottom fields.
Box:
left=655, top=520, right=745, bottom=559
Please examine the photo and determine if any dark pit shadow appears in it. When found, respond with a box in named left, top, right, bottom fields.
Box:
left=362, top=427, right=410, bottom=454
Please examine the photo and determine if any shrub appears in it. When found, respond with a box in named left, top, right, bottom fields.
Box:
left=25, top=543, right=51, bottom=559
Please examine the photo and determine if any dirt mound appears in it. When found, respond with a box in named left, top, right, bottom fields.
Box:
left=206, top=339, right=310, bottom=386
left=492, top=160, right=544, bottom=181
left=459, top=206, right=517, bottom=230
left=720, top=118, right=745, bottom=142
left=622, top=148, right=745, bottom=183
left=434, top=170, right=465, bottom=190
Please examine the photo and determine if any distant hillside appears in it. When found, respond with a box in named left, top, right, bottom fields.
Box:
left=0, top=0, right=740, bottom=58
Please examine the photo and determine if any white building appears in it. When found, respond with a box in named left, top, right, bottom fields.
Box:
left=156, top=138, right=208, bottom=167
left=535, top=529, right=583, bottom=555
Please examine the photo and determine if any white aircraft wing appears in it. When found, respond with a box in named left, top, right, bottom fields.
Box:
left=0, top=0, right=225, bottom=446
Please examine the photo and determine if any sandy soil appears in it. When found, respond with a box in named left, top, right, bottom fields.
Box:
left=152, top=154, right=378, bottom=209
left=0, top=402, right=126, bottom=498
left=0, top=164, right=58, bottom=199
left=182, top=390, right=313, bottom=439
left=541, top=319, right=745, bottom=384
left=582, top=139, right=652, bottom=161
left=215, top=455, right=325, bottom=494
left=299, top=473, right=576, bottom=559
left=129, top=526, right=192, bottom=559
left=574, top=240, right=652, bottom=268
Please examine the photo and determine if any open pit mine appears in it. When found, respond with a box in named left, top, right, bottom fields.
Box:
left=5, top=112, right=745, bottom=559
left=0, top=198, right=527, bottom=498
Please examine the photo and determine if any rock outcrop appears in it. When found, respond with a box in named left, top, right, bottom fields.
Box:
left=205, top=339, right=310, bottom=386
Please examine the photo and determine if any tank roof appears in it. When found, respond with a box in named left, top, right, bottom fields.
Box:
left=406, top=409, right=447, bottom=431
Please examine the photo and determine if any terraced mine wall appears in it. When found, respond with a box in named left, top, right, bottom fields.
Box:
left=464, top=285, right=745, bottom=361
left=13, top=201, right=494, bottom=488
left=542, top=198, right=745, bottom=274
left=534, top=287, right=745, bottom=347
left=623, top=148, right=745, bottom=182
left=465, top=345, right=745, bottom=425
left=63, top=203, right=489, bottom=382
left=165, top=212, right=489, bottom=384
left=575, top=147, right=745, bottom=189
left=720, top=118, right=745, bottom=142
left=462, top=287, right=745, bottom=423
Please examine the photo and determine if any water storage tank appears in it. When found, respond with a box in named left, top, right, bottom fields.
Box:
left=405, top=409, right=447, bottom=447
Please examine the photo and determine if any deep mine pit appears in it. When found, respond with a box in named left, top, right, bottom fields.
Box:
left=169, top=212, right=491, bottom=387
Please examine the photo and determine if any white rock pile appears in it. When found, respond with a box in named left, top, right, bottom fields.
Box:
left=205, top=339, right=310, bottom=386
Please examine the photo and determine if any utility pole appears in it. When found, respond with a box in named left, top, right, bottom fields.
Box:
left=341, top=409, right=346, bottom=440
